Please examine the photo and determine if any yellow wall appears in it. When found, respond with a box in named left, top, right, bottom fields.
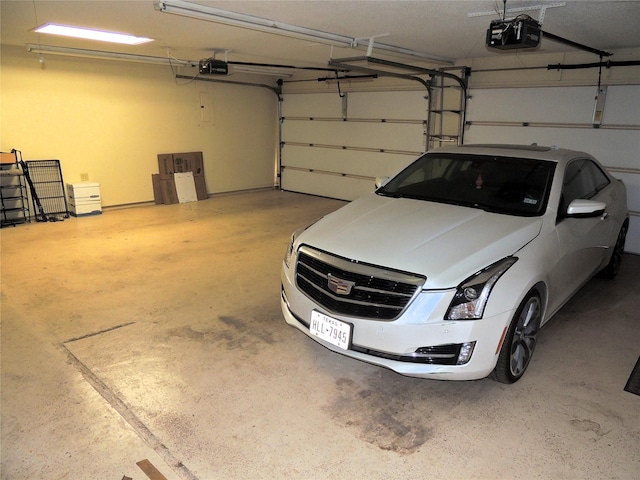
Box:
left=1, top=45, right=278, bottom=207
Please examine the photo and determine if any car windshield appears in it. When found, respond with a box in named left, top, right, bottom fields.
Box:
left=377, top=153, right=556, bottom=217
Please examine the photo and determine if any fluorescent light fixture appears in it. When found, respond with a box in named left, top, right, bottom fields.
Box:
left=34, top=23, right=153, bottom=45
left=155, top=0, right=352, bottom=47
left=26, top=44, right=196, bottom=67
left=154, top=0, right=454, bottom=64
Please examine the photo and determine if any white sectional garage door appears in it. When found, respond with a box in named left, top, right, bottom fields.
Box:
left=280, top=90, right=428, bottom=200
left=464, top=84, right=640, bottom=254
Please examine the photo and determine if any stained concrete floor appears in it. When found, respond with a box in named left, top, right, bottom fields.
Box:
left=1, top=189, right=639, bottom=480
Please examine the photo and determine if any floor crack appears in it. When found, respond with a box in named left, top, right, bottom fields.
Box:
left=63, top=321, right=136, bottom=344
left=56, top=342, right=199, bottom=480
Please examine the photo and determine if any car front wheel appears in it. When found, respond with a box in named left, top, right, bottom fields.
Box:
left=491, top=292, right=542, bottom=384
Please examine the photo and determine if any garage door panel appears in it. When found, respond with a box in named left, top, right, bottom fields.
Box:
left=282, top=144, right=416, bottom=178
left=281, top=168, right=375, bottom=201
left=467, top=85, right=640, bottom=126
left=465, top=125, right=639, bottom=170
left=282, top=120, right=425, bottom=152
left=625, top=219, right=640, bottom=256
left=282, top=93, right=343, bottom=117
left=347, top=91, right=427, bottom=119
left=616, top=171, right=639, bottom=223
left=604, top=171, right=639, bottom=255
left=282, top=91, right=428, bottom=120
left=600, top=86, right=640, bottom=125
left=467, top=87, right=595, bottom=123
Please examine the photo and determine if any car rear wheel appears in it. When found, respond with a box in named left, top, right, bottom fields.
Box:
left=601, top=221, right=628, bottom=279
left=491, top=292, right=541, bottom=384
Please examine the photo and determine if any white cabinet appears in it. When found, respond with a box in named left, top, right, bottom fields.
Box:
left=67, top=182, right=101, bottom=216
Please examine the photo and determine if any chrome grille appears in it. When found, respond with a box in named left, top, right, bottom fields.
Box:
left=295, top=246, right=425, bottom=320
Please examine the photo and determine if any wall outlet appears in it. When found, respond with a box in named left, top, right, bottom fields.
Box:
left=80, top=173, right=89, bottom=181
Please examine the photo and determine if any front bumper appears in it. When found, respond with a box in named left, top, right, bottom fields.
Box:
left=281, top=263, right=514, bottom=381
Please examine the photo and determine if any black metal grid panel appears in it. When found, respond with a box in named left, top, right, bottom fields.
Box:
left=24, top=160, right=69, bottom=220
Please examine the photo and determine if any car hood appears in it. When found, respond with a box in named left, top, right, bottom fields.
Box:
left=299, top=193, right=543, bottom=289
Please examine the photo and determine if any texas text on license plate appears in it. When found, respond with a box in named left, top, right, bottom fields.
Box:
left=309, top=311, right=352, bottom=350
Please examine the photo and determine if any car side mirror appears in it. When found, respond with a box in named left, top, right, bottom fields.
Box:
left=566, top=199, right=606, bottom=218
left=375, top=177, right=389, bottom=189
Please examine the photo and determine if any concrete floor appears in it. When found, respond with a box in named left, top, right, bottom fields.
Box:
left=1, top=189, right=639, bottom=480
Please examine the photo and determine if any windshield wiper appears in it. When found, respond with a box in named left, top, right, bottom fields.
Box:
left=473, top=203, right=503, bottom=214
left=377, top=190, right=402, bottom=198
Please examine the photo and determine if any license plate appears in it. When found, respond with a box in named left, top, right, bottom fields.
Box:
left=310, top=311, right=352, bottom=350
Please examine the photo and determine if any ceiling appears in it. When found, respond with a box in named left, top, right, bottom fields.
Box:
left=2, top=0, right=640, bottom=78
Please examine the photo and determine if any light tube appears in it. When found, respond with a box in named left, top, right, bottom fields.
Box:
left=34, top=23, right=153, bottom=45
left=26, top=44, right=196, bottom=67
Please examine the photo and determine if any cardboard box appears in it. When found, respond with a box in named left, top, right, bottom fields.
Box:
left=153, top=174, right=202, bottom=205
left=158, top=152, right=204, bottom=175
left=173, top=152, right=204, bottom=175
left=158, top=154, right=175, bottom=175
left=193, top=174, right=208, bottom=200
left=189, top=153, right=204, bottom=175
left=155, top=152, right=206, bottom=204
left=161, top=177, right=179, bottom=205
left=0, top=152, right=16, bottom=164
left=151, top=174, right=177, bottom=205
left=151, top=174, right=164, bottom=204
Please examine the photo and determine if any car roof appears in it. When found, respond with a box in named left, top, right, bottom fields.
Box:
left=431, top=144, right=593, bottom=165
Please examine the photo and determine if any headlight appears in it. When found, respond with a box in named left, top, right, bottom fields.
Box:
left=284, top=232, right=297, bottom=268
left=284, top=222, right=316, bottom=268
left=446, top=257, right=517, bottom=320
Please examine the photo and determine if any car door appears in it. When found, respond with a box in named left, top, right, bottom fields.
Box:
left=548, top=158, right=612, bottom=311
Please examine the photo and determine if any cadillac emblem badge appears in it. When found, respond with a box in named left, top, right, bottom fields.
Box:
left=327, top=273, right=355, bottom=295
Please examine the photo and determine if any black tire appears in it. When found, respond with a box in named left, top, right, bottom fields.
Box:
left=600, top=222, right=628, bottom=280
left=490, top=292, right=542, bottom=384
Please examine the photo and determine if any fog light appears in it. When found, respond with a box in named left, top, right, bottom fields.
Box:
left=457, top=341, right=476, bottom=365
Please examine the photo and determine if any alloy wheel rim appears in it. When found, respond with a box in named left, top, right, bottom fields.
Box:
left=509, top=296, right=541, bottom=377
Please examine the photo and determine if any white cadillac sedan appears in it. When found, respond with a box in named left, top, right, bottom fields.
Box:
left=281, top=144, right=629, bottom=383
